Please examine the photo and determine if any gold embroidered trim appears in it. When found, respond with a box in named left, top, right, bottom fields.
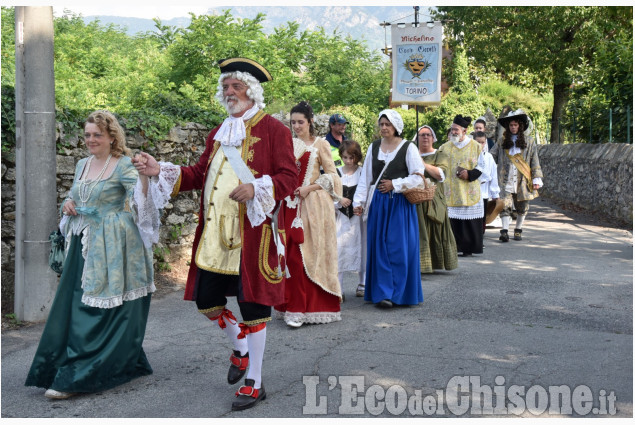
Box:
left=243, top=317, right=271, bottom=326
left=210, top=141, right=221, bottom=163
left=258, top=224, right=283, bottom=284
left=243, top=112, right=264, bottom=173
left=198, top=305, right=226, bottom=315
left=171, top=171, right=182, bottom=198
left=247, top=110, right=266, bottom=128
left=218, top=58, right=272, bottom=82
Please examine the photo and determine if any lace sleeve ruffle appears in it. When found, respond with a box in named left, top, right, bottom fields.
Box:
left=247, top=175, right=275, bottom=227
left=133, top=161, right=181, bottom=248
left=314, top=173, right=341, bottom=202
left=132, top=179, right=161, bottom=248
left=150, top=162, right=181, bottom=208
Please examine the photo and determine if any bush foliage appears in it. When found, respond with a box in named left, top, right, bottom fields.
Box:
left=1, top=6, right=629, bottom=152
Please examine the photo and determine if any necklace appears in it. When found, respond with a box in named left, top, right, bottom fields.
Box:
left=78, top=154, right=112, bottom=204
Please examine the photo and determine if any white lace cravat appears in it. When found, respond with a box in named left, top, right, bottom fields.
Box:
left=214, top=104, right=260, bottom=147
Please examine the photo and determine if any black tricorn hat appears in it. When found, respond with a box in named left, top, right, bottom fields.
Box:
left=218, top=58, right=273, bottom=83
left=498, top=109, right=529, bottom=130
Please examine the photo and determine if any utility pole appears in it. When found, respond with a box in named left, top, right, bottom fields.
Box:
left=14, top=6, right=58, bottom=322
left=414, top=6, right=420, bottom=133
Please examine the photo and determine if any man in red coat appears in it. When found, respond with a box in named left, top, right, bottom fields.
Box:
left=134, top=58, right=297, bottom=410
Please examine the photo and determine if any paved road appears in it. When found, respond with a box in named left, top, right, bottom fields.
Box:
left=2, top=198, right=632, bottom=418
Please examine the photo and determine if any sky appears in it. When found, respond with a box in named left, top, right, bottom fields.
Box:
left=6, top=1, right=618, bottom=20
left=6, top=0, right=436, bottom=20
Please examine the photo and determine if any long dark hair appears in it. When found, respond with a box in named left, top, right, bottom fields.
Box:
left=501, top=119, right=526, bottom=150
left=290, top=101, right=316, bottom=137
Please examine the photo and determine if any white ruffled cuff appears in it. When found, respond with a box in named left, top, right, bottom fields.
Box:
left=314, top=174, right=340, bottom=202
left=437, top=169, right=446, bottom=183
left=532, top=177, right=543, bottom=188
left=247, top=175, right=275, bottom=227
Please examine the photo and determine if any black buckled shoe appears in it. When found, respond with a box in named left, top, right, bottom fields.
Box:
left=232, top=379, right=266, bottom=411
left=228, top=351, right=249, bottom=385
left=513, top=229, right=522, bottom=241
left=499, top=229, right=509, bottom=242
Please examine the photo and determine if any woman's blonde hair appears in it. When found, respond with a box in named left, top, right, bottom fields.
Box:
left=85, top=110, right=130, bottom=157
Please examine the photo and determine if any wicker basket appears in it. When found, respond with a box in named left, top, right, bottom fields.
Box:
left=403, top=172, right=436, bottom=204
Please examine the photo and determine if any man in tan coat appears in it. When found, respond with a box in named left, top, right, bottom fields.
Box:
left=489, top=109, right=544, bottom=242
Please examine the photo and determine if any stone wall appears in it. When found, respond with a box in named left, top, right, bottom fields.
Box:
left=537, top=143, right=633, bottom=226
left=5, top=116, right=629, bottom=314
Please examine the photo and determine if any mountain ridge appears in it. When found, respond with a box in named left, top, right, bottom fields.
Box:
left=80, top=6, right=434, bottom=52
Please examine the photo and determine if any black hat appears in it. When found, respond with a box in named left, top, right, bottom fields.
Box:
left=453, top=114, right=472, bottom=129
left=498, top=109, right=529, bottom=130
left=218, top=58, right=273, bottom=83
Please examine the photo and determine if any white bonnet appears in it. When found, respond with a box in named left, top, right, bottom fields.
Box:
left=378, top=109, right=404, bottom=135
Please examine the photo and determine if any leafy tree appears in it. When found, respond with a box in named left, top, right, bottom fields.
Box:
left=300, top=28, right=391, bottom=111
left=448, top=46, right=471, bottom=95
left=435, top=6, right=633, bottom=143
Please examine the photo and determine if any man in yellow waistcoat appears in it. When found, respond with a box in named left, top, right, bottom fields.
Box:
left=134, top=58, right=297, bottom=411
left=440, top=115, right=485, bottom=256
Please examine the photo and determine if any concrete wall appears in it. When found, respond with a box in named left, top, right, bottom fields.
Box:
left=537, top=143, right=633, bottom=226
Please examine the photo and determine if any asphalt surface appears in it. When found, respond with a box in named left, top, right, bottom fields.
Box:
left=2, top=197, right=632, bottom=419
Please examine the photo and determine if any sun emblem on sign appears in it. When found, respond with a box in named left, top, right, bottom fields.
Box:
left=403, top=55, right=431, bottom=79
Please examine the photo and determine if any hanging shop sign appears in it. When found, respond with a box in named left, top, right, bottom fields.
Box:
left=391, top=22, right=443, bottom=105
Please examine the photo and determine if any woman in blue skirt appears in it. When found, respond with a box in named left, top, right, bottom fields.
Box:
left=353, top=110, right=425, bottom=308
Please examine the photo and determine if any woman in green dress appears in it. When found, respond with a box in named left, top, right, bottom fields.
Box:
left=415, top=125, right=458, bottom=273
left=25, top=110, right=164, bottom=399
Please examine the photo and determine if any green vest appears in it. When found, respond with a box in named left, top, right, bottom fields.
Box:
left=330, top=145, right=342, bottom=168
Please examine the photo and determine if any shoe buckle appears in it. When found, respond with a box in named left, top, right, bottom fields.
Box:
left=236, top=385, right=258, bottom=398
left=230, top=353, right=249, bottom=370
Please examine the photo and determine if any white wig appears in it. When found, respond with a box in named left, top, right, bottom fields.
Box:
left=215, top=71, right=266, bottom=110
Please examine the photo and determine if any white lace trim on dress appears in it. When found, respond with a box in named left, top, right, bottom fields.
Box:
left=448, top=203, right=484, bottom=220
left=291, top=216, right=303, bottom=229
left=274, top=309, right=342, bottom=325
left=301, top=142, right=318, bottom=189
left=81, top=282, right=157, bottom=309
